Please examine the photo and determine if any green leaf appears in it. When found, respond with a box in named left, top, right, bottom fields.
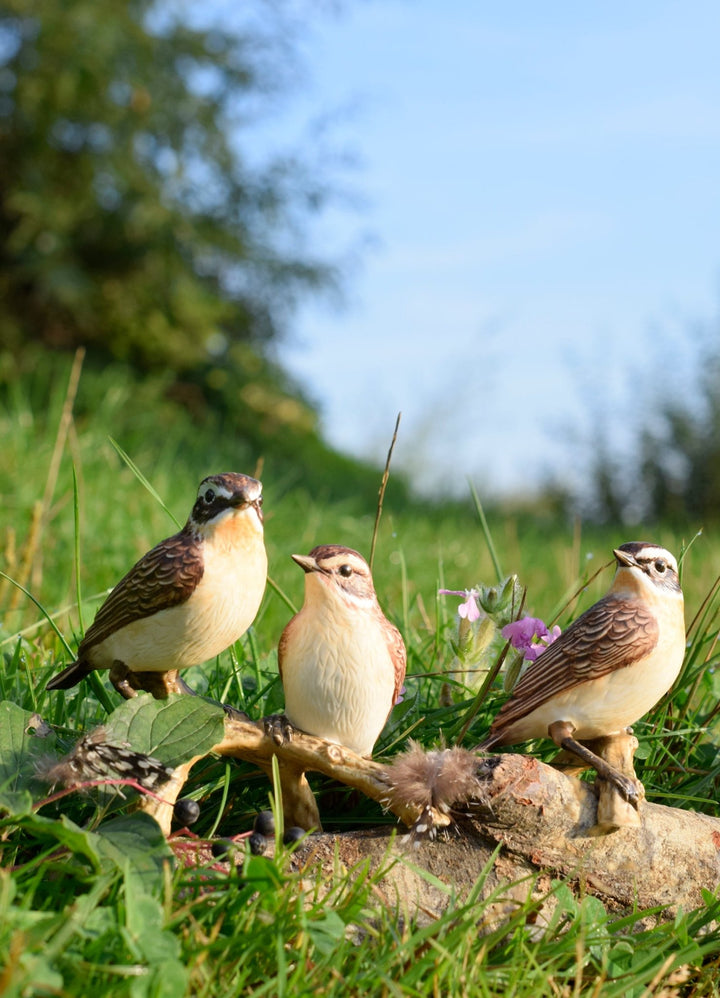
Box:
left=124, top=895, right=179, bottom=961
left=241, top=853, right=286, bottom=891
left=96, top=812, right=174, bottom=895
left=9, top=811, right=104, bottom=873
left=0, top=788, right=35, bottom=818
left=102, top=694, right=226, bottom=768
left=306, top=909, right=346, bottom=956
left=7, top=810, right=171, bottom=890
left=0, top=700, right=57, bottom=793
left=130, top=959, right=189, bottom=998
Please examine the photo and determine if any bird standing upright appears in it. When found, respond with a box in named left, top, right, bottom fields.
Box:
left=480, top=542, right=686, bottom=802
left=278, top=545, right=406, bottom=757
left=46, top=473, right=267, bottom=699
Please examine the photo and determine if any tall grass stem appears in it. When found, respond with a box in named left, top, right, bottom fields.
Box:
left=370, top=412, right=401, bottom=572
left=468, top=480, right=503, bottom=582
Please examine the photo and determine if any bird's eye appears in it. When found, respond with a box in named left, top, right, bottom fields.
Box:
left=655, top=559, right=667, bottom=573
left=338, top=564, right=353, bottom=578
left=204, top=488, right=216, bottom=504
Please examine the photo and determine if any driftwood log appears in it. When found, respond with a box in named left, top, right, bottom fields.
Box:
left=141, top=714, right=720, bottom=919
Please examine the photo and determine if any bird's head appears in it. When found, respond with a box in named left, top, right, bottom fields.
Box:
left=612, top=541, right=682, bottom=597
left=291, top=545, right=378, bottom=609
left=189, top=473, right=264, bottom=534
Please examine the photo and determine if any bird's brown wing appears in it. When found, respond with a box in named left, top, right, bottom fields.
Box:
left=488, top=594, right=659, bottom=737
left=276, top=616, right=297, bottom=683
left=79, top=527, right=204, bottom=653
left=386, top=622, right=408, bottom=706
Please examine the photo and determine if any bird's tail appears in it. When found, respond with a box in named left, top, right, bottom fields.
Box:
left=46, top=661, right=91, bottom=691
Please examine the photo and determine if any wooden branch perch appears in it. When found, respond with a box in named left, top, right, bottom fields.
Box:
left=141, top=712, right=418, bottom=834
left=141, top=713, right=720, bottom=919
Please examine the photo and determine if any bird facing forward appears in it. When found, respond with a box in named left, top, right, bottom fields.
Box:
left=479, top=541, right=686, bottom=802
left=278, top=545, right=407, bottom=758
left=46, top=473, right=267, bottom=699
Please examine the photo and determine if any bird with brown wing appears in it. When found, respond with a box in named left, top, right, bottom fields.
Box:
left=46, top=473, right=267, bottom=699
left=276, top=545, right=406, bottom=758
left=479, top=542, right=686, bottom=803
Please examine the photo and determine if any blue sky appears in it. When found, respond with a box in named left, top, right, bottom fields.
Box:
left=253, top=2, right=720, bottom=497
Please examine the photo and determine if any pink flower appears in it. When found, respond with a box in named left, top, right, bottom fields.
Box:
left=501, top=617, right=561, bottom=662
left=439, top=588, right=481, bottom=622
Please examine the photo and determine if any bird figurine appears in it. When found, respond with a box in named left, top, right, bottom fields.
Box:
left=46, top=473, right=267, bottom=699
left=479, top=542, right=686, bottom=803
left=277, top=545, right=406, bottom=757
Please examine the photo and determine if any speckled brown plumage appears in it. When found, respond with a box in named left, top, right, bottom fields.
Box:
left=79, top=527, right=205, bottom=653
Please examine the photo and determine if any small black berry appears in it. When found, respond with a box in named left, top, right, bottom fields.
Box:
left=283, top=826, right=306, bottom=845
left=174, top=798, right=200, bottom=825
left=211, top=839, right=234, bottom=859
left=248, top=831, right=266, bottom=855
left=253, top=810, right=275, bottom=837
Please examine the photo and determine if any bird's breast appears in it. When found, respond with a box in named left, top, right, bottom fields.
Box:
left=281, top=603, right=396, bottom=757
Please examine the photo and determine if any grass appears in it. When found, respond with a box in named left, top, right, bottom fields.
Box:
left=3, top=353, right=720, bottom=995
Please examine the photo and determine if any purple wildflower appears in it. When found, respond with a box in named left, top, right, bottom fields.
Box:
left=501, top=617, right=561, bottom=662
left=439, top=588, right=481, bottom=622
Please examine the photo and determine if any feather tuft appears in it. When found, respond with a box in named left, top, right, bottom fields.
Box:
left=382, top=741, right=485, bottom=843
left=36, top=726, right=174, bottom=791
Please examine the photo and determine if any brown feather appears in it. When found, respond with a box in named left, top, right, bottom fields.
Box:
left=78, top=525, right=204, bottom=654
left=386, top=620, right=407, bottom=706
left=276, top=616, right=295, bottom=683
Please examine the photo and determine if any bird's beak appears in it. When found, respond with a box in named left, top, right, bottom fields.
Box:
left=231, top=485, right=263, bottom=519
left=613, top=548, right=637, bottom=568
left=292, top=554, right=321, bottom=574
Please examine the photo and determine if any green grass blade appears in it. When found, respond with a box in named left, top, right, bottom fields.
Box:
left=72, top=465, right=84, bottom=635
left=108, top=436, right=182, bottom=528
left=468, top=478, right=503, bottom=582
left=0, top=570, right=114, bottom=712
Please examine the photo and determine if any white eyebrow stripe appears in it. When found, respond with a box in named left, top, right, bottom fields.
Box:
left=197, top=482, right=235, bottom=500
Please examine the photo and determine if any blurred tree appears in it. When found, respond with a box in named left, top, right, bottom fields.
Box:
left=0, top=0, right=408, bottom=505
left=0, top=0, right=342, bottom=440
left=636, top=351, right=720, bottom=523
left=0, top=0, right=337, bottom=361
left=580, top=316, right=720, bottom=525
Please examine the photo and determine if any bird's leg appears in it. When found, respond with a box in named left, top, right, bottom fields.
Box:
left=268, top=758, right=322, bottom=832
left=109, top=661, right=138, bottom=699
left=585, top=730, right=643, bottom=831
left=547, top=721, right=644, bottom=807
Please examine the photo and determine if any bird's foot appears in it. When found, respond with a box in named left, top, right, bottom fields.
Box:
left=549, top=723, right=645, bottom=809
left=109, top=664, right=195, bottom=700
left=263, top=713, right=295, bottom=746
left=109, top=662, right=138, bottom=699
left=603, top=770, right=644, bottom=807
